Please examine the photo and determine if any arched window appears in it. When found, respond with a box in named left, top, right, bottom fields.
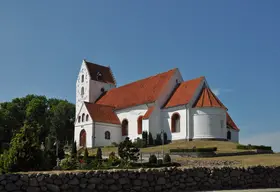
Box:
left=81, top=87, right=84, bottom=96
left=137, top=116, right=143, bottom=135
left=82, top=113, right=85, bottom=122
left=122, top=119, right=128, bottom=136
left=81, top=75, right=84, bottom=83
left=171, top=113, right=180, bottom=133
left=86, top=114, right=89, bottom=121
left=105, top=131, right=111, bottom=140
left=80, top=129, right=86, bottom=147
left=78, top=116, right=81, bottom=123
left=227, top=131, right=231, bottom=140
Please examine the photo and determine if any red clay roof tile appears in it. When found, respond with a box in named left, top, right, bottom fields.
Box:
left=84, top=102, right=120, bottom=125
left=85, top=61, right=116, bottom=85
left=95, top=69, right=177, bottom=110
left=143, top=106, right=155, bottom=119
left=226, top=112, right=240, bottom=131
left=164, top=77, right=204, bottom=108
left=193, top=86, right=227, bottom=109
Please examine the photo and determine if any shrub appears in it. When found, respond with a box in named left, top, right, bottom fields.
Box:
left=133, top=138, right=146, bottom=148
left=71, top=141, right=77, bottom=158
left=169, top=147, right=217, bottom=153
left=148, top=132, right=154, bottom=146
left=83, top=148, right=89, bottom=163
left=236, top=144, right=272, bottom=150
left=163, top=153, right=171, bottom=163
left=142, top=131, right=148, bottom=147
left=96, top=147, right=102, bottom=161
left=155, top=134, right=162, bottom=146
left=157, top=159, right=163, bottom=165
left=118, top=137, right=140, bottom=165
left=59, top=157, right=78, bottom=170
left=108, top=152, right=121, bottom=166
left=163, top=132, right=168, bottom=144
left=149, top=154, right=157, bottom=164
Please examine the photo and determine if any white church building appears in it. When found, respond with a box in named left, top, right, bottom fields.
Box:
left=74, top=60, right=239, bottom=148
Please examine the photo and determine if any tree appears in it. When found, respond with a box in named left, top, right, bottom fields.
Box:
left=3, top=121, right=42, bottom=172
left=96, top=147, right=102, bottom=161
left=164, top=132, right=168, bottom=144
left=148, top=132, right=154, bottom=146
left=83, top=148, right=89, bottom=163
left=142, top=131, right=148, bottom=147
left=149, top=154, right=157, bottom=164
left=163, top=153, right=171, bottom=163
left=118, top=137, right=140, bottom=165
left=155, top=134, right=162, bottom=146
left=71, top=141, right=77, bottom=158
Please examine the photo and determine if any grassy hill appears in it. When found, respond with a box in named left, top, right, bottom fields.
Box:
left=87, top=140, right=246, bottom=155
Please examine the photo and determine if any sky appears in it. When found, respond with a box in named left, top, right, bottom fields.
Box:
left=1, top=1, right=280, bottom=150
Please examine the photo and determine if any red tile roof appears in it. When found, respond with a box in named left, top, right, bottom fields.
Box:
left=164, top=77, right=204, bottom=108
left=193, top=86, right=227, bottom=109
left=143, top=106, right=155, bottom=119
left=84, top=102, right=120, bottom=125
left=85, top=61, right=116, bottom=85
left=226, top=112, right=240, bottom=131
left=95, top=69, right=177, bottom=110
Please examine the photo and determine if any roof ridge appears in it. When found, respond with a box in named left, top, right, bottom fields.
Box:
left=108, top=68, right=177, bottom=90
left=85, top=101, right=115, bottom=108
left=85, top=60, right=111, bottom=69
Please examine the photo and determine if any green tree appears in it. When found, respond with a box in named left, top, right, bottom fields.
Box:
left=118, top=137, right=140, bottom=165
left=96, top=147, right=102, bottom=161
left=163, top=132, right=168, bottom=144
left=83, top=148, right=89, bottom=163
left=3, top=121, right=42, bottom=172
left=71, top=141, right=77, bottom=158
left=155, top=134, right=162, bottom=146
left=142, top=131, right=148, bottom=147
left=163, top=153, right=171, bottom=163
left=148, top=132, right=154, bottom=146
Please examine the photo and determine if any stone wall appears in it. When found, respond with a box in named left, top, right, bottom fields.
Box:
left=1, top=166, right=280, bottom=192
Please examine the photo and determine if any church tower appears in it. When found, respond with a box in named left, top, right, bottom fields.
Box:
left=75, top=59, right=116, bottom=116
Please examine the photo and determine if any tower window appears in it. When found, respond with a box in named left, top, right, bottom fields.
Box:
left=82, top=113, right=85, bottom=122
left=81, top=75, right=84, bottom=83
left=96, top=72, right=102, bottom=81
left=86, top=114, right=89, bottom=121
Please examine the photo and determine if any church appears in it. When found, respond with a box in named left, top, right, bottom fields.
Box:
left=74, top=60, right=239, bottom=148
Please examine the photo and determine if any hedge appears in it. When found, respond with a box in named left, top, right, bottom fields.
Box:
left=236, top=144, right=272, bottom=150
left=170, top=147, right=217, bottom=153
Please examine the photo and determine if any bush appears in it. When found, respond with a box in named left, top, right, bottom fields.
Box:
left=157, top=159, right=163, bottom=165
left=118, top=137, right=140, bottom=165
left=108, top=152, right=121, bottom=166
left=163, top=132, right=168, bottom=144
left=163, top=153, right=171, bottom=163
left=155, top=134, right=162, bottom=146
left=169, top=147, right=217, bottom=153
left=148, top=132, right=154, bottom=146
left=142, top=131, right=148, bottom=147
left=236, top=144, right=272, bottom=150
left=83, top=148, right=89, bottom=163
left=71, top=141, right=77, bottom=158
left=149, top=154, right=157, bottom=164
left=96, top=147, right=102, bottom=161
left=133, top=138, right=146, bottom=148
left=59, top=157, right=78, bottom=170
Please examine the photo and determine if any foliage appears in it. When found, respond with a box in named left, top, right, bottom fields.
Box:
left=237, top=144, right=272, bottom=151
left=155, top=133, right=162, bottom=146
left=142, top=131, right=148, bottom=147
left=96, top=147, right=102, bottom=161
left=71, top=141, right=77, bottom=158
left=163, top=153, right=171, bottom=163
left=2, top=121, right=43, bottom=172
left=163, top=132, right=168, bottom=144
left=169, top=147, right=217, bottom=153
left=148, top=132, right=154, bottom=146
left=83, top=148, right=89, bottom=163
left=133, top=137, right=146, bottom=148
left=118, top=137, right=140, bottom=165
left=0, top=95, right=75, bottom=153
left=108, top=152, right=121, bottom=166
left=59, top=157, right=79, bottom=170
left=149, top=154, right=157, bottom=164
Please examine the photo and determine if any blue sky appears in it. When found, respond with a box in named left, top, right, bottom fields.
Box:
left=1, top=1, right=280, bottom=150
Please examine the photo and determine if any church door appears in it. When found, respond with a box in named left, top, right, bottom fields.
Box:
left=80, top=129, right=86, bottom=147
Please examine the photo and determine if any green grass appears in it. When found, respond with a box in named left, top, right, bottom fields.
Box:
left=87, top=140, right=250, bottom=155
